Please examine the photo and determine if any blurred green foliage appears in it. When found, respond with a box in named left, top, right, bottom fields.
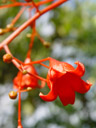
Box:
left=0, top=0, right=96, bottom=128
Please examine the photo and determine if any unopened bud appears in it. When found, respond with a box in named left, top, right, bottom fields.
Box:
left=3, top=54, right=12, bottom=63
left=27, top=87, right=32, bottom=91
left=9, top=91, right=17, bottom=99
left=0, top=28, right=4, bottom=35
left=43, top=42, right=50, bottom=48
left=26, top=33, right=31, bottom=38
left=6, top=24, right=14, bottom=30
left=22, top=70, right=27, bottom=75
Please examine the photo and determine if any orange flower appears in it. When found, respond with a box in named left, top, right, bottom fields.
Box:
left=39, top=58, right=92, bottom=106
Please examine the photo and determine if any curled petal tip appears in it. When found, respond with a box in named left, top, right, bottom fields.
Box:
left=86, top=80, right=92, bottom=86
left=39, top=88, right=57, bottom=101
left=74, top=61, right=79, bottom=64
left=39, top=92, right=43, bottom=96
left=74, top=61, right=85, bottom=77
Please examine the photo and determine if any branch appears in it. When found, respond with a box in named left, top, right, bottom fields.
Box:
left=0, top=0, right=68, bottom=50
left=0, top=0, right=53, bottom=9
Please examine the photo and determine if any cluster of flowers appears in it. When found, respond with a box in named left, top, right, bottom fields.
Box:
left=0, top=0, right=92, bottom=128
left=3, top=54, right=92, bottom=106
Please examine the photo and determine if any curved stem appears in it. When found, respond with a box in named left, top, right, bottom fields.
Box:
left=3, top=44, right=13, bottom=56
left=3, top=45, right=22, bottom=71
left=0, top=0, right=53, bottom=9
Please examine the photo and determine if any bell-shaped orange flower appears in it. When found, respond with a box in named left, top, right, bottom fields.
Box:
left=39, top=58, right=92, bottom=106
left=13, top=58, right=38, bottom=90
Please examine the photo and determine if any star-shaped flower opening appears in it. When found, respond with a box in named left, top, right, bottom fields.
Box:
left=39, top=58, right=92, bottom=106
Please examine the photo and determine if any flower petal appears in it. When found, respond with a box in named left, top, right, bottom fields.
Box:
left=24, top=57, right=31, bottom=63
left=69, top=73, right=92, bottom=94
left=48, top=67, right=66, bottom=82
left=39, top=82, right=57, bottom=101
left=74, top=79, right=92, bottom=94
left=59, top=87, right=75, bottom=106
left=49, top=58, right=74, bottom=72
left=73, top=61, right=85, bottom=77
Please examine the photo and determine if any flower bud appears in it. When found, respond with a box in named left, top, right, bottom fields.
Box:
left=0, top=28, right=4, bottom=35
left=6, top=24, right=13, bottom=30
left=3, top=54, right=12, bottom=63
left=9, top=91, right=17, bottom=99
left=22, top=70, right=27, bottom=75
left=43, top=42, right=50, bottom=48
left=26, top=33, right=31, bottom=38
left=27, top=87, right=32, bottom=91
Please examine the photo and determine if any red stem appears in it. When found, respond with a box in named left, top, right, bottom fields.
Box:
left=17, top=73, right=23, bottom=128
left=27, top=71, right=47, bottom=82
left=36, top=32, right=45, bottom=45
left=25, top=57, right=50, bottom=65
left=18, top=92, right=23, bottom=128
left=12, top=7, right=25, bottom=25
left=31, top=0, right=40, bottom=13
left=0, top=0, right=53, bottom=9
left=13, top=57, right=24, bottom=65
left=39, top=62, right=49, bottom=69
left=3, top=45, right=48, bottom=82
left=3, top=45, right=22, bottom=71
left=27, top=22, right=36, bottom=58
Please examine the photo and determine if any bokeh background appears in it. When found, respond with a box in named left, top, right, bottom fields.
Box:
left=0, top=0, right=96, bottom=128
